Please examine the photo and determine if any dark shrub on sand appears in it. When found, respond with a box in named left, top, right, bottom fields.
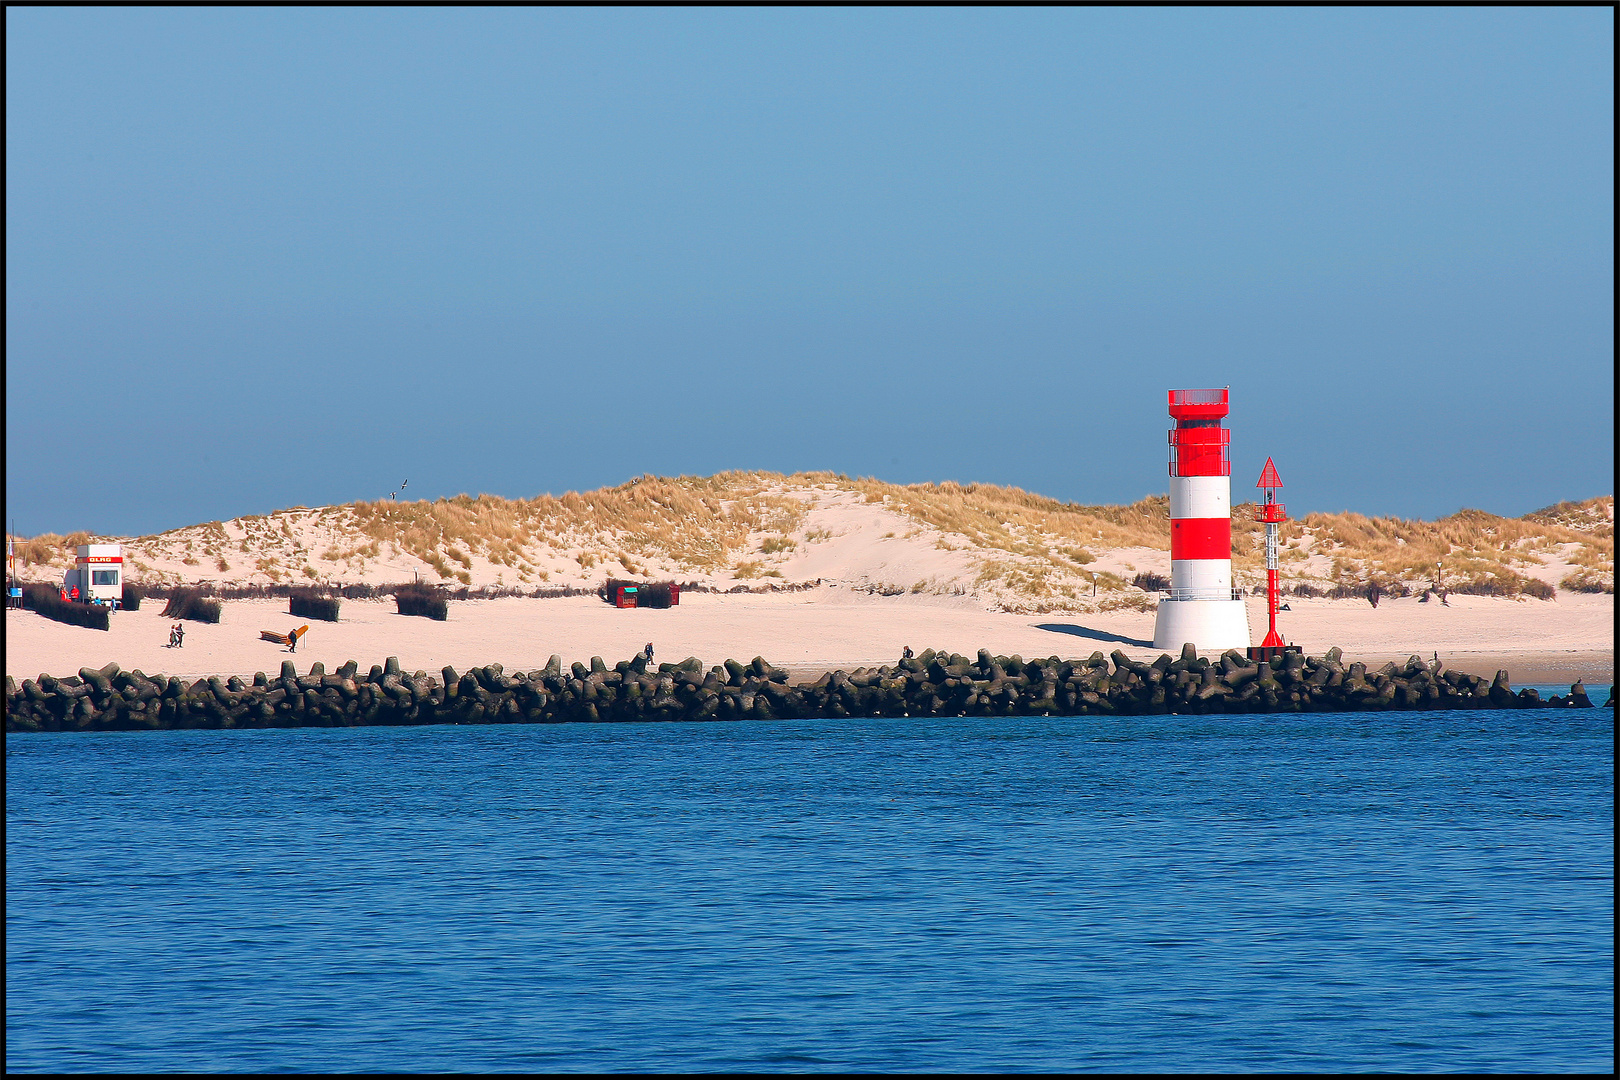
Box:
left=121, top=583, right=144, bottom=611
left=1559, top=570, right=1613, bottom=594
left=637, top=581, right=677, bottom=608
left=1131, top=571, right=1169, bottom=592
left=22, top=583, right=110, bottom=630
left=395, top=582, right=448, bottom=620
left=1520, top=579, right=1556, bottom=601
left=1444, top=575, right=1551, bottom=599
left=290, top=588, right=341, bottom=622
left=602, top=578, right=678, bottom=607
left=161, top=588, right=222, bottom=623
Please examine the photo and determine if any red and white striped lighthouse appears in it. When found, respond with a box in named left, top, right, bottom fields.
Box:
left=1152, top=388, right=1252, bottom=652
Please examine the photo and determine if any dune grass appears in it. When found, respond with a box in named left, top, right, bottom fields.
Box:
left=1523, top=495, right=1614, bottom=538
left=1278, top=504, right=1611, bottom=595
left=10, top=531, right=94, bottom=569
left=336, top=472, right=806, bottom=581
left=834, top=478, right=1609, bottom=602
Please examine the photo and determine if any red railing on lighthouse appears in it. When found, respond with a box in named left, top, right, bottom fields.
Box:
left=1167, top=387, right=1228, bottom=418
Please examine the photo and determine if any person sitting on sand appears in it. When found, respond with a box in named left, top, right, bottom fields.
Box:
left=902, top=645, right=914, bottom=660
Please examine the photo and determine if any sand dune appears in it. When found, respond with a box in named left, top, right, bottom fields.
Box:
left=12, top=478, right=1611, bottom=615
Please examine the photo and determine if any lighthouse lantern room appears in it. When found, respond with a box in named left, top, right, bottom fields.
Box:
left=1151, top=388, right=1252, bottom=653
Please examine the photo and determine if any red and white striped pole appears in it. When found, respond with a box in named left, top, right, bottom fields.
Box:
left=1152, top=388, right=1252, bottom=653
left=1255, top=458, right=1286, bottom=650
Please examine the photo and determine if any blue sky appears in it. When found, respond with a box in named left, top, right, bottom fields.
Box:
left=6, top=7, right=1612, bottom=537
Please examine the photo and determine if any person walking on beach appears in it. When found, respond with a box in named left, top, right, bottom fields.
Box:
left=643, top=642, right=654, bottom=665
left=287, top=628, right=298, bottom=653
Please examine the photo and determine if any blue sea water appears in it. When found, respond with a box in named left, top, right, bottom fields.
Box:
left=7, top=703, right=1614, bottom=1073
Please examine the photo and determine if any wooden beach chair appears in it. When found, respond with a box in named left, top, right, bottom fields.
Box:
left=259, top=624, right=310, bottom=646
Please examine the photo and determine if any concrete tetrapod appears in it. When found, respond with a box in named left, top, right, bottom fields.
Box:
left=5, top=648, right=1607, bottom=733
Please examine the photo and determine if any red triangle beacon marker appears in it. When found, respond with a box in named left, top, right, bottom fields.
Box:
left=1256, top=457, right=1283, bottom=490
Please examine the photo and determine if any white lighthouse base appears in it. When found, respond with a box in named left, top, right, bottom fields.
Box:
left=1152, top=598, right=1252, bottom=654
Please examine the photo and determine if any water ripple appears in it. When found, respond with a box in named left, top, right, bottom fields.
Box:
left=6, top=710, right=1613, bottom=1072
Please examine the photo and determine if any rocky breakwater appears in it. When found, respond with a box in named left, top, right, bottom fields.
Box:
left=5, top=647, right=1609, bottom=733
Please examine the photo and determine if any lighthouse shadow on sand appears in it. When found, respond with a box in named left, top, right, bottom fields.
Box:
left=1032, top=623, right=1153, bottom=648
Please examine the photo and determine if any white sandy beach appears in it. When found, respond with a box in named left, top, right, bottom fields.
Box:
left=7, top=587, right=1611, bottom=687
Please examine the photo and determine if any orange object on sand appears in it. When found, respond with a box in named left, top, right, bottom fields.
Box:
left=259, top=625, right=310, bottom=645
